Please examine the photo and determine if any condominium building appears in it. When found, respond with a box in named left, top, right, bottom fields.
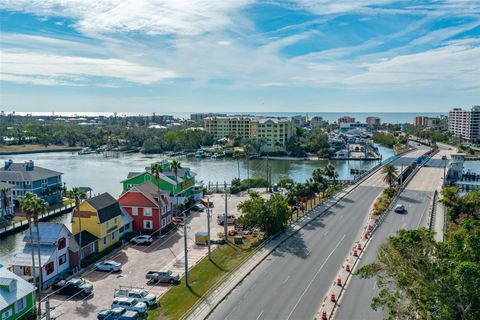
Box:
left=291, top=115, right=307, bottom=128
left=204, top=116, right=294, bottom=151
left=413, top=116, right=438, bottom=127
left=366, top=116, right=381, bottom=126
left=190, top=113, right=227, bottom=122
left=448, top=106, right=480, bottom=143
left=310, top=116, right=325, bottom=129
left=338, top=116, right=355, bottom=124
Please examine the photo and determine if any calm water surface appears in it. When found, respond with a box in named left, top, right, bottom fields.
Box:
left=0, top=145, right=394, bottom=264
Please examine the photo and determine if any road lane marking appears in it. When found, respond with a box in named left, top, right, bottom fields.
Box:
left=282, top=275, right=290, bottom=284
left=286, top=234, right=347, bottom=320
left=255, top=310, right=264, bottom=320
left=224, top=305, right=238, bottom=320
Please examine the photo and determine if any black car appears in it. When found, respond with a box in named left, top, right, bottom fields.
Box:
left=51, top=278, right=93, bottom=297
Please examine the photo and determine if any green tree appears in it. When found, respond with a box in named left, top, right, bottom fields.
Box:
left=20, top=192, right=48, bottom=318
left=382, top=164, right=398, bottom=189
left=67, top=188, right=86, bottom=269
left=324, top=163, right=338, bottom=184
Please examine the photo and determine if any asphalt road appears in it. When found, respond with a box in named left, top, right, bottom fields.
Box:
left=207, top=148, right=428, bottom=320
left=333, top=144, right=453, bottom=320
left=333, top=189, right=433, bottom=320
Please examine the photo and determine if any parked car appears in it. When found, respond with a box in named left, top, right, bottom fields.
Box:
left=394, top=204, right=405, bottom=213
left=130, top=235, right=153, bottom=245
left=97, top=307, right=139, bottom=320
left=95, top=260, right=122, bottom=272
left=442, top=155, right=447, bottom=160
left=191, top=204, right=205, bottom=212
left=217, top=214, right=236, bottom=225
left=114, top=288, right=157, bottom=307
left=51, top=278, right=93, bottom=297
left=146, top=270, right=180, bottom=284
left=111, top=297, right=147, bottom=314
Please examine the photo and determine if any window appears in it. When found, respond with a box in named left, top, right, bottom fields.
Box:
left=167, top=215, right=171, bottom=224
left=106, top=221, right=110, bottom=229
left=45, top=261, right=55, bottom=275
left=57, top=237, right=66, bottom=250
left=103, top=237, right=107, bottom=245
left=131, top=207, right=138, bottom=216
left=114, top=217, right=118, bottom=224
left=58, top=254, right=67, bottom=266
left=15, top=297, right=26, bottom=313
left=111, top=232, right=116, bottom=241
left=2, top=308, right=12, bottom=320
left=161, top=218, right=166, bottom=227
left=143, top=220, right=152, bottom=230
left=144, top=207, right=152, bottom=216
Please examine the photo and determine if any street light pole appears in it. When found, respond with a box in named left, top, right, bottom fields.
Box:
left=183, top=208, right=189, bottom=287
left=224, top=181, right=228, bottom=242
left=207, top=196, right=211, bottom=261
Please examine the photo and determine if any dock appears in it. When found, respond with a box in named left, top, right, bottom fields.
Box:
left=0, top=203, right=75, bottom=238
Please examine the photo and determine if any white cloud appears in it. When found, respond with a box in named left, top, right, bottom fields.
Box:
left=0, top=0, right=254, bottom=36
left=0, top=50, right=176, bottom=85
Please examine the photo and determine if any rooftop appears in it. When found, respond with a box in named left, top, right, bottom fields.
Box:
left=0, top=161, right=63, bottom=181
left=0, top=267, right=35, bottom=311
left=85, top=193, right=122, bottom=223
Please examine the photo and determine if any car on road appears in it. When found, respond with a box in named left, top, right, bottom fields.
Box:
left=191, top=204, right=205, bottom=212
left=95, top=260, right=122, bottom=272
left=114, top=288, right=157, bottom=307
left=111, top=297, right=147, bottom=314
left=51, top=278, right=93, bottom=297
left=97, top=307, right=139, bottom=320
left=146, top=270, right=180, bottom=284
left=442, top=155, right=447, bottom=160
left=130, top=235, right=153, bottom=245
left=217, top=214, right=235, bottom=225
left=394, top=204, right=405, bottom=213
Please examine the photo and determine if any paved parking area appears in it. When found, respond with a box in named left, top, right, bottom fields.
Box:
left=47, top=192, right=256, bottom=320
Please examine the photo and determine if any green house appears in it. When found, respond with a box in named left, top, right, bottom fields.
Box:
left=122, top=160, right=203, bottom=205
left=0, top=267, right=35, bottom=320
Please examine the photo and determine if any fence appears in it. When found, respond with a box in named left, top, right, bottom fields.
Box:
left=0, top=203, right=75, bottom=237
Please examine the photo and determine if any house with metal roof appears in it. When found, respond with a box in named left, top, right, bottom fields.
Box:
left=0, top=160, right=63, bottom=206
left=10, top=222, right=72, bottom=288
left=71, top=193, right=123, bottom=252
left=0, top=267, right=35, bottom=320
left=121, top=160, right=202, bottom=207
left=118, top=182, right=172, bottom=233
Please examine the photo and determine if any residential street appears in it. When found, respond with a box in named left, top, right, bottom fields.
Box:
left=47, top=192, right=250, bottom=320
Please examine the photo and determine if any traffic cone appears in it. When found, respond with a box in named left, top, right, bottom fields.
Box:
left=321, top=310, right=328, bottom=320
left=364, top=232, right=369, bottom=239
left=337, top=277, right=342, bottom=286
left=346, top=264, right=351, bottom=272
left=353, top=250, right=358, bottom=257
left=357, top=243, right=362, bottom=250
left=330, top=293, right=336, bottom=302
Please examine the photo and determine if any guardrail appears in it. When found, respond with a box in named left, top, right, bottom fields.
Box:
left=428, top=190, right=438, bottom=231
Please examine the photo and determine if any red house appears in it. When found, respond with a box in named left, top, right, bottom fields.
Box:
left=118, top=181, right=172, bottom=233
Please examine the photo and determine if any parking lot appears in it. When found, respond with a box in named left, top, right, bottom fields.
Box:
left=47, top=191, right=257, bottom=319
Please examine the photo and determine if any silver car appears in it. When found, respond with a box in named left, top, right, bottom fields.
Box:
left=394, top=204, right=405, bottom=213
left=111, top=297, right=147, bottom=314
left=95, top=260, right=122, bottom=272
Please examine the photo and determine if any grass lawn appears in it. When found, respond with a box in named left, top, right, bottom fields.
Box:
left=147, top=235, right=262, bottom=320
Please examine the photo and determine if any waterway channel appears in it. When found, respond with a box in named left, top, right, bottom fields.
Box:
left=0, top=145, right=394, bottom=264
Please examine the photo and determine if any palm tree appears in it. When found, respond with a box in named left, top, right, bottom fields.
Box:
left=243, top=144, right=253, bottom=191
left=1, top=187, right=10, bottom=217
left=67, top=188, right=86, bottom=270
left=170, top=160, right=182, bottom=216
left=233, top=150, right=241, bottom=180
left=150, top=163, right=164, bottom=232
left=382, top=164, right=398, bottom=189
left=20, top=192, right=48, bottom=318
left=324, top=163, right=338, bottom=184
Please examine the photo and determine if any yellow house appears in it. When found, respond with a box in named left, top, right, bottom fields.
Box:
left=71, top=192, right=122, bottom=252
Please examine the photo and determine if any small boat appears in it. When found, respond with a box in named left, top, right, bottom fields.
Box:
left=211, top=152, right=225, bottom=159
left=78, top=147, right=95, bottom=155
left=195, top=150, right=205, bottom=158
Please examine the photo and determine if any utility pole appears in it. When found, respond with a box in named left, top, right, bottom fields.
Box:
left=183, top=209, right=189, bottom=287
left=224, top=181, right=228, bottom=242
left=207, top=196, right=211, bottom=261
left=266, top=156, right=269, bottom=192
left=45, top=297, right=51, bottom=320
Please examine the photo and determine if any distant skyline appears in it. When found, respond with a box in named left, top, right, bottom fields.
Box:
left=1, top=1, right=479, bottom=112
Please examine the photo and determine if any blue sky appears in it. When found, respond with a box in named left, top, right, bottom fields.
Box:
left=0, top=0, right=479, bottom=113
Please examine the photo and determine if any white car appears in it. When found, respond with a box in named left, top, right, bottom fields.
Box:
left=95, top=260, right=122, bottom=272
left=130, top=235, right=153, bottom=245
left=111, top=297, right=147, bottom=314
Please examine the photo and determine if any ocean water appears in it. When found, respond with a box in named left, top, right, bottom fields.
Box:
left=13, top=111, right=445, bottom=124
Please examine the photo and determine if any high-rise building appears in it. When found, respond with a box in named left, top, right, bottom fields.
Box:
left=310, top=116, right=324, bottom=129
left=365, top=116, right=381, bottom=126
left=204, top=116, right=255, bottom=140
left=448, top=106, right=480, bottom=143
left=413, top=116, right=438, bottom=127
left=338, top=116, right=355, bottom=124
left=291, top=115, right=307, bottom=128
